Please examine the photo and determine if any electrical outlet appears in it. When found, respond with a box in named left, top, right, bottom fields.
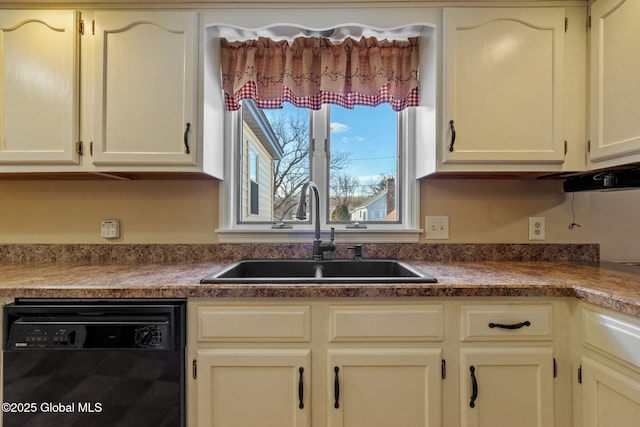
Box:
left=529, top=217, right=545, bottom=241
left=101, top=219, right=120, bottom=239
left=425, top=216, right=450, bottom=239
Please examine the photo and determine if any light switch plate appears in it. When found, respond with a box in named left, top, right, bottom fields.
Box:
left=425, top=216, right=449, bottom=239
left=101, top=219, right=120, bottom=239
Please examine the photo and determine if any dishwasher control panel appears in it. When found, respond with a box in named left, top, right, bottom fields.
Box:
left=7, top=321, right=170, bottom=350
left=9, top=324, right=85, bottom=349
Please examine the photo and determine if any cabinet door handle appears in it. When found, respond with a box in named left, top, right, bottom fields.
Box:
left=488, top=320, right=531, bottom=330
left=469, top=365, right=478, bottom=408
left=334, top=366, right=340, bottom=409
left=184, top=122, right=191, bottom=154
left=298, top=367, right=304, bottom=409
left=448, top=120, right=456, bottom=152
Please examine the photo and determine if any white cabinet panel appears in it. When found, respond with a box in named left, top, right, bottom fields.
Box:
left=197, top=305, right=311, bottom=342
left=459, top=347, right=555, bottom=427
left=460, top=303, right=553, bottom=341
left=582, top=356, right=640, bottom=427
left=197, top=349, right=311, bottom=427
left=443, top=8, right=565, bottom=167
left=93, top=11, right=198, bottom=167
left=327, top=348, right=442, bottom=427
left=588, top=0, right=640, bottom=165
left=0, top=10, right=79, bottom=165
left=329, top=304, right=443, bottom=342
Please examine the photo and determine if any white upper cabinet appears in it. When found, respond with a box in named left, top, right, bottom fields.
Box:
left=93, top=11, right=198, bottom=168
left=440, top=8, right=566, bottom=170
left=0, top=10, right=79, bottom=165
left=588, top=0, right=640, bottom=167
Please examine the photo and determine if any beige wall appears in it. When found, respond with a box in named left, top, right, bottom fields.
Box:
left=0, top=180, right=219, bottom=243
left=590, top=190, right=640, bottom=262
left=420, top=179, right=592, bottom=245
left=1, top=178, right=634, bottom=262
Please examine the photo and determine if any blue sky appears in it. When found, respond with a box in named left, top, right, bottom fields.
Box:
left=329, top=104, right=397, bottom=184
left=264, top=103, right=398, bottom=193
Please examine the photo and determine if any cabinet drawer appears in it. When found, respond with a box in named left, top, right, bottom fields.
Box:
left=329, top=305, right=444, bottom=342
left=583, top=308, right=640, bottom=369
left=461, top=304, right=553, bottom=341
left=198, top=305, right=311, bottom=342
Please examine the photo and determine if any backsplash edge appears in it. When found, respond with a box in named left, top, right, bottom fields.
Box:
left=0, top=243, right=599, bottom=264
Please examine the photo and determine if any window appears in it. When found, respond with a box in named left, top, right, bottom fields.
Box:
left=230, top=100, right=417, bottom=236
left=328, top=104, right=399, bottom=224
left=215, top=24, right=431, bottom=242
left=239, top=101, right=310, bottom=223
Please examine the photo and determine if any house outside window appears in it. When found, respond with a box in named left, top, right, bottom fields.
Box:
left=240, top=101, right=283, bottom=222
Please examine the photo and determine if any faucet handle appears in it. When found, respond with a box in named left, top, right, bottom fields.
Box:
left=347, top=244, right=363, bottom=260
left=330, top=227, right=335, bottom=242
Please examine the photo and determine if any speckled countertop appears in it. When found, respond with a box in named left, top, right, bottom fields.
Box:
left=1, top=259, right=640, bottom=317
left=1, top=244, right=639, bottom=317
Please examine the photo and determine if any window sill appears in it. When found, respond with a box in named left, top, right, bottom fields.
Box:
left=215, top=228, right=423, bottom=244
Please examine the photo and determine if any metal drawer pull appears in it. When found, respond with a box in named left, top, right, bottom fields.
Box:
left=334, top=366, right=340, bottom=409
left=298, top=367, right=304, bottom=409
left=469, top=366, right=478, bottom=408
left=488, top=321, right=531, bottom=329
left=448, top=120, right=456, bottom=152
left=184, top=122, right=191, bottom=154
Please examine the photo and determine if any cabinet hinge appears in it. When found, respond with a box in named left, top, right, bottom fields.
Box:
left=578, top=365, right=582, bottom=384
left=553, top=358, right=558, bottom=378
left=90, top=141, right=93, bottom=156
left=564, top=140, right=568, bottom=155
left=441, top=359, right=446, bottom=380
left=587, top=15, right=592, bottom=30
left=79, top=19, right=85, bottom=35
left=192, top=359, right=197, bottom=380
left=75, top=141, right=83, bottom=156
left=587, top=140, right=591, bottom=153
left=565, top=17, right=568, bottom=32
left=91, top=20, right=95, bottom=35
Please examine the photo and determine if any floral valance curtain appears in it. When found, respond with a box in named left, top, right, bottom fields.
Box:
left=221, top=36, right=420, bottom=111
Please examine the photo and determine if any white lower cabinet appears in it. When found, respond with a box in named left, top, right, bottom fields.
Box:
left=190, top=299, right=571, bottom=427
left=580, top=304, right=640, bottom=427
left=582, top=356, right=640, bottom=427
left=196, top=348, right=311, bottom=427
left=459, top=347, right=555, bottom=427
left=327, top=348, right=442, bottom=427
left=459, top=303, right=559, bottom=427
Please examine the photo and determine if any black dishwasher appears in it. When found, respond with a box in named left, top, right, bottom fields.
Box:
left=2, top=298, right=186, bottom=427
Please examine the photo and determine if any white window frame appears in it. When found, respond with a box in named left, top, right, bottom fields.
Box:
left=217, top=105, right=422, bottom=243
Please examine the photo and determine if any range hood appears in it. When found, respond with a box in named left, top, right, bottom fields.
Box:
left=563, top=169, right=640, bottom=192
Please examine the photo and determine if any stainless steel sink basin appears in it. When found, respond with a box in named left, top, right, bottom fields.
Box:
left=200, top=259, right=437, bottom=283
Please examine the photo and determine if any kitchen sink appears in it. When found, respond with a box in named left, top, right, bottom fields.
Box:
left=200, top=259, right=437, bottom=284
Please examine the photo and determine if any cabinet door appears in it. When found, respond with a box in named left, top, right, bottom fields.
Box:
left=460, top=347, right=554, bottom=427
left=443, top=8, right=565, bottom=165
left=0, top=10, right=79, bottom=164
left=588, top=0, right=640, bottom=164
left=196, top=348, right=311, bottom=427
left=582, top=356, right=640, bottom=427
left=93, top=11, right=197, bottom=167
left=327, top=348, right=442, bottom=427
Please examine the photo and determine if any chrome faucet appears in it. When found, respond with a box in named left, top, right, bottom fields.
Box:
left=295, top=181, right=336, bottom=260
